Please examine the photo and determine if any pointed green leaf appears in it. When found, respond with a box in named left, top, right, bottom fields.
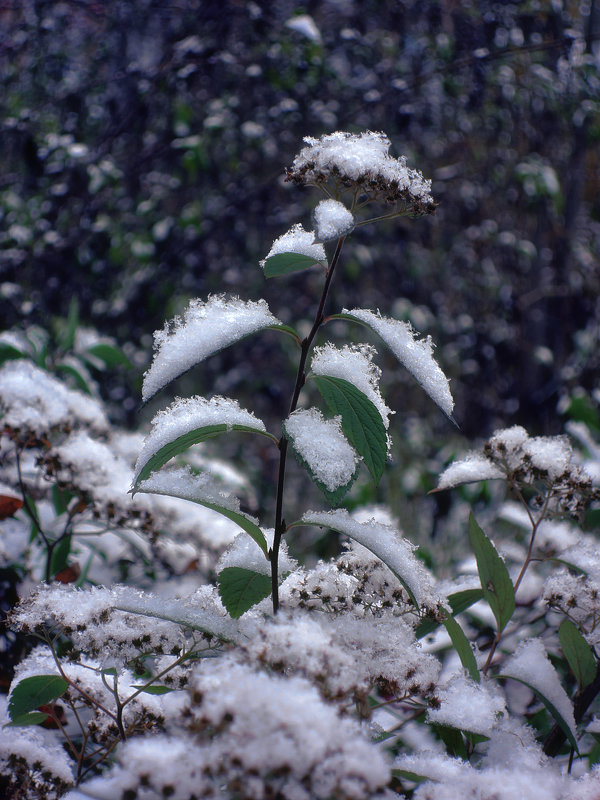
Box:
left=468, top=513, right=514, bottom=633
left=59, top=297, right=80, bottom=352
left=442, top=614, right=480, bottom=683
left=0, top=342, right=27, bottom=364
left=55, top=361, right=94, bottom=395
left=50, top=534, right=72, bottom=577
left=263, top=252, right=326, bottom=278
left=8, top=675, right=69, bottom=721
left=494, top=673, right=579, bottom=753
left=417, top=588, right=484, bottom=639
left=286, top=439, right=359, bottom=506
left=6, top=711, right=51, bottom=727
left=433, top=725, right=468, bottom=759
left=85, top=342, right=132, bottom=369
left=133, top=424, right=277, bottom=489
left=218, top=567, right=271, bottom=618
left=559, top=619, right=597, bottom=689
left=313, top=375, right=387, bottom=483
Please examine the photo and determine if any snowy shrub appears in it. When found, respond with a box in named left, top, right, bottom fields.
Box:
left=2, top=131, right=600, bottom=799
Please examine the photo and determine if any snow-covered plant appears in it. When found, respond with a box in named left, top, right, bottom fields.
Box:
left=133, top=130, right=451, bottom=616
left=4, top=132, right=600, bottom=800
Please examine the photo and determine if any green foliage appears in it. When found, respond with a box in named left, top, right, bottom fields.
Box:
left=313, top=376, right=387, bottom=483
left=8, top=675, right=69, bottom=723
left=263, top=252, right=326, bottom=278
left=468, top=513, right=515, bottom=634
left=558, top=619, right=597, bottom=690
left=218, top=567, right=272, bottom=619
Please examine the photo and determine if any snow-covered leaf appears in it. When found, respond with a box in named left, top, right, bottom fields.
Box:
left=334, top=308, right=454, bottom=420
left=283, top=408, right=360, bottom=504
left=133, top=396, right=276, bottom=488
left=313, top=376, right=387, bottom=483
left=142, top=296, right=282, bottom=402
left=218, top=567, right=272, bottom=618
left=499, top=638, right=578, bottom=752
left=84, top=342, right=132, bottom=369
left=296, top=509, right=440, bottom=609
left=417, top=588, right=484, bottom=639
left=136, top=467, right=268, bottom=557
left=468, top=513, right=515, bottom=633
left=559, top=619, right=597, bottom=689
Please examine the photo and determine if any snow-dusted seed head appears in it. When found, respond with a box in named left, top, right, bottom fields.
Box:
left=286, top=130, right=436, bottom=214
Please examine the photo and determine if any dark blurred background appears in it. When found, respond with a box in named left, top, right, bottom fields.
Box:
left=1, top=0, right=598, bottom=448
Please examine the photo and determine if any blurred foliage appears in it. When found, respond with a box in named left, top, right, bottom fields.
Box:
left=0, top=0, right=599, bottom=445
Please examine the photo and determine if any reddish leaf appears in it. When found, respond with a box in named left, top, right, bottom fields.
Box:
left=0, top=494, right=23, bottom=520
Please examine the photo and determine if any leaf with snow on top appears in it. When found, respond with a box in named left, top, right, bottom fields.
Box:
left=142, top=295, right=284, bottom=402
left=335, top=308, right=454, bottom=421
left=133, top=396, right=276, bottom=488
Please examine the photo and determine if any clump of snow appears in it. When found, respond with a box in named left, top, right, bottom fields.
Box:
left=503, top=638, right=577, bottom=743
left=301, top=509, right=441, bottom=609
left=287, top=131, right=435, bottom=212
left=311, top=342, right=393, bottom=431
left=260, top=222, right=326, bottom=268
left=342, top=308, right=454, bottom=418
left=313, top=199, right=354, bottom=241
left=427, top=673, right=506, bottom=736
left=284, top=408, right=360, bottom=492
left=133, top=395, right=267, bottom=486
left=285, top=14, right=321, bottom=43
left=0, top=360, right=108, bottom=435
left=142, top=295, right=281, bottom=402
left=217, top=529, right=296, bottom=577
left=437, top=453, right=504, bottom=489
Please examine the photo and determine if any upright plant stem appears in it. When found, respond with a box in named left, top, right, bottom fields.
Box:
left=270, top=236, right=346, bottom=613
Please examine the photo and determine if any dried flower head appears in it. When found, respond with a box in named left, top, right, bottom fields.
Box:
left=286, top=130, right=436, bottom=214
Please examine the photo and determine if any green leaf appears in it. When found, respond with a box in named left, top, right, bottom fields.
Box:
left=313, top=375, right=387, bottom=483
left=50, top=535, right=72, bottom=577
left=218, top=567, right=271, bottom=618
left=131, top=684, right=174, bottom=695
left=559, top=619, right=597, bottom=689
left=468, top=513, right=515, bottom=633
left=58, top=297, right=80, bottom=352
left=6, top=711, right=51, bottom=727
left=263, top=251, right=326, bottom=278
left=494, top=673, right=579, bottom=753
left=434, top=724, right=467, bottom=759
left=8, top=675, right=69, bottom=721
left=133, top=424, right=277, bottom=489
left=442, top=614, right=480, bottom=683
left=84, top=342, right=132, bottom=369
left=0, top=342, right=27, bottom=364
left=417, top=588, right=484, bottom=639
left=55, top=361, right=94, bottom=395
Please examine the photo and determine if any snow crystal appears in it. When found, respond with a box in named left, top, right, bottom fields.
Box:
left=133, top=395, right=267, bottom=486
left=342, top=308, right=454, bottom=418
left=284, top=408, right=360, bottom=492
left=0, top=359, right=108, bottom=434
left=301, top=509, right=441, bottom=609
left=310, top=342, right=393, bottom=430
left=313, top=199, right=354, bottom=241
left=260, top=223, right=326, bottom=268
left=142, top=295, right=280, bottom=402
left=503, top=638, right=577, bottom=743
left=217, top=529, right=296, bottom=577
left=287, top=131, right=435, bottom=211
left=489, top=425, right=529, bottom=453
left=437, top=453, right=504, bottom=489
left=55, top=431, right=134, bottom=505
left=427, top=673, right=506, bottom=736
left=522, top=435, right=574, bottom=481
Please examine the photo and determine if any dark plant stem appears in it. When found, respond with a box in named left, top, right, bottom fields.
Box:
left=270, top=236, right=346, bottom=613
